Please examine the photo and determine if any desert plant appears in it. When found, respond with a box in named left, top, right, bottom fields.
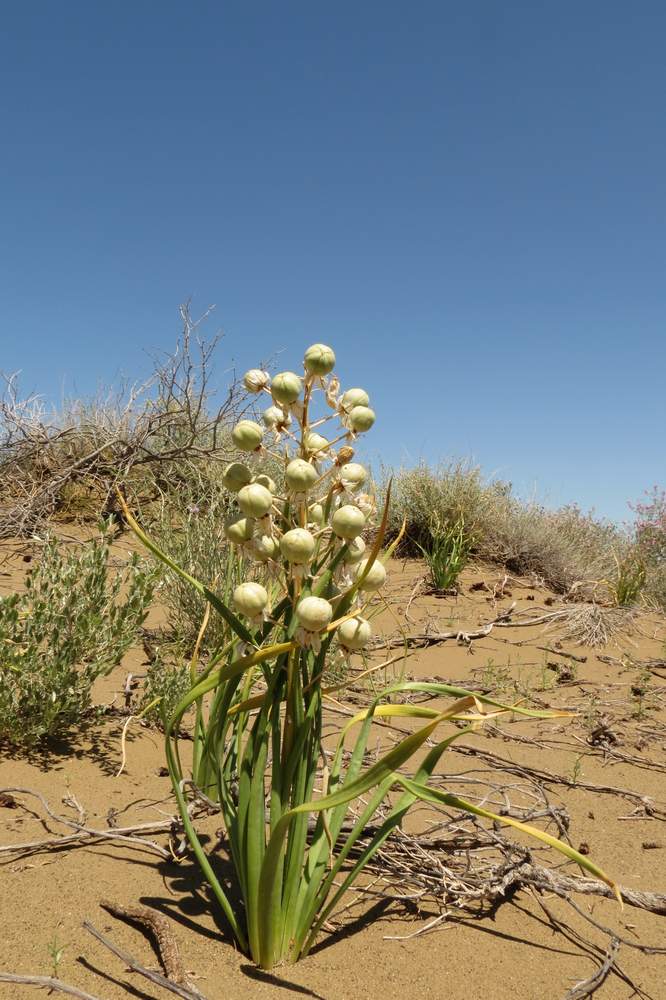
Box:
left=415, top=514, right=473, bottom=591
left=0, top=526, right=156, bottom=746
left=122, top=343, right=617, bottom=971
left=607, top=549, right=647, bottom=606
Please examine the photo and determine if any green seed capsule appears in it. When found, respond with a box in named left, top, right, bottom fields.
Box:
left=254, top=473, right=277, bottom=493
left=280, top=528, right=315, bottom=564
left=295, top=595, right=333, bottom=631
left=232, top=420, right=264, bottom=452
left=355, top=558, right=387, bottom=591
left=339, top=462, right=367, bottom=488
left=232, top=581, right=268, bottom=617
left=252, top=534, right=279, bottom=562
left=304, top=343, right=336, bottom=376
left=262, top=405, right=288, bottom=428
left=343, top=535, right=366, bottom=564
left=224, top=514, right=254, bottom=544
left=285, top=458, right=318, bottom=493
left=308, top=502, right=325, bottom=527
left=304, top=431, right=329, bottom=454
left=340, top=388, right=369, bottom=412
left=271, top=371, right=303, bottom=405
left=331, top=504, right=366, bottom=540
left=338, top=616, right=372, bottom=650
left=237, top=483, right=272, bottom=518
left=243, top=369, right=271, bottom=393
left=348, top=406, right=375, bottom=433
left=222, top=462, right=253, bottom=493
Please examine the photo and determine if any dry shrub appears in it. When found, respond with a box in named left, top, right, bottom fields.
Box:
left=384, top=463, right=625, bottom=597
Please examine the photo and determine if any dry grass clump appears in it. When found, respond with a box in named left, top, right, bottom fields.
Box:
left=384, top=463, right=626, bottom=598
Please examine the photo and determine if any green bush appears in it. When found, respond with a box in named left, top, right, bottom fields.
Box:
left=0, top=526, right=156, bottom=746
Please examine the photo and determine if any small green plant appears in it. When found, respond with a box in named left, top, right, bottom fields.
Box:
left=570, top=753, right=586, bottom=785
left=123, top=342, right=618, bottom=971
left=0, top=525, right=156, bottom=746
left=415, top=514, right=473, bottom=592
left=607, top=549, right=647, bottom=607
left=46, top=924, right=65, bottom=979
left=631, top=667, right=655, bottom=720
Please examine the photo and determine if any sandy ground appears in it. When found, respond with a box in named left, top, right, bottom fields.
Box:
left=1, top=536, right=665, bottom=1000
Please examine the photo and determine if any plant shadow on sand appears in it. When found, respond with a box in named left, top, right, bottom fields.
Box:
left=6, top=710, right=148, bottom=777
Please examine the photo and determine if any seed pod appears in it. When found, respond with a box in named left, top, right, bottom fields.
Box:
left=254, top=473, right=277, bottom=493
left=308, top=502, right=325, bottom=526
left=338, top=616, right=372, bottom=650
left=280, top=528, right=315, bottom=564
left=304, top=431, right=329, bottom=454
left=224, top=514, right=254, bottom=545
left=262, top=405, right=290, bottom=428
left=336, top=445, right=355, bottom=465
left=243, top=369, right=271, bottom=393
left=232, top=420, right=264, bottom=452
left=343, top=535, right=366, bottom=564
left=271, top=371, right=302, bottom=406
left=304, top=343, right=336, bottom=376
left=348, top=406, right=375, bottom=433
left=355, top=558, right=387, bottom=591
left=285, top=458, right=318, bottom=493
left=232, top=581, right=268, bottom=618
left=339, top=462, right=367, bottom=489
left=340, top=388, right=369, bottom=412
left=332, top=504, right=366, bottom=540
left=296, top=596, right=333, bottom=632
left=222, top=462, right=253, bottom=493
left=252, top=534, right=279, bottom=562
left=238, top=483, right=272, bottom=518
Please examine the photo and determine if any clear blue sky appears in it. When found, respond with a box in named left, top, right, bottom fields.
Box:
left=1, top=2, right=664, bottom=522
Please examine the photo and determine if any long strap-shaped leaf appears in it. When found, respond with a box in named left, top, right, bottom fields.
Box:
left=116, top=489, right=254, bottom=644
left=393, top=776, right=620, bottom=900
left=255, top=695, right=478, bottom=968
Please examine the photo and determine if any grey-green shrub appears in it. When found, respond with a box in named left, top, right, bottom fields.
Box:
left=0, top=527, right=156, bottom=746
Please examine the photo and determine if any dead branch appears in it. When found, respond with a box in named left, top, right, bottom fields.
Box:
left=100, top=899, right=195, bottom=991
left=83, top=919, right=206, bottom=1000
left=0, top=303, right=244, bottom=537
left=0, top=787, right=174, bottom=859
left=0, top=972, right=102, bottom=1000
left=377, top=603, right=517, bottom=649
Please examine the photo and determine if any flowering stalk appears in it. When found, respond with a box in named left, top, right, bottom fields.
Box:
left=120, top=343, right=618, bottom=970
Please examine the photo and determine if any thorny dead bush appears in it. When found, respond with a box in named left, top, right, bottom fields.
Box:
left=0, top=303, right=244, bottom=539
left=0, top=527, right=156, bottom=746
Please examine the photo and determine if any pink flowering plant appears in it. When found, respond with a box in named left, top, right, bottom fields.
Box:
left=121, top=343, right=617, bottom=970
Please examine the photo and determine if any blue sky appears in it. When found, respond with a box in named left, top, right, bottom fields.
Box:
left=1, top=2, right=664, bottom=522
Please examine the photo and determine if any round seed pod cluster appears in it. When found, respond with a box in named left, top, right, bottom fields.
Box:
left=223, top=343, right=386, bottom=652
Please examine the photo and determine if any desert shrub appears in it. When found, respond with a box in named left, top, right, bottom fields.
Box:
left=485, top=501, right=621, bottom=594
left=0, top=527, right=156, bottom=746
left=152, top=464, right=269, bottom=652
left=139, top=652, right=192, bottom=727
left=385, top=461, right=499, bottom=554
left=632, top=486, right=666, bottom=564
left=384, top=463, right=622, bottom=595
left=0, top=304, right=245, bottom=538
left=645, top=563, right=666, bottom=611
